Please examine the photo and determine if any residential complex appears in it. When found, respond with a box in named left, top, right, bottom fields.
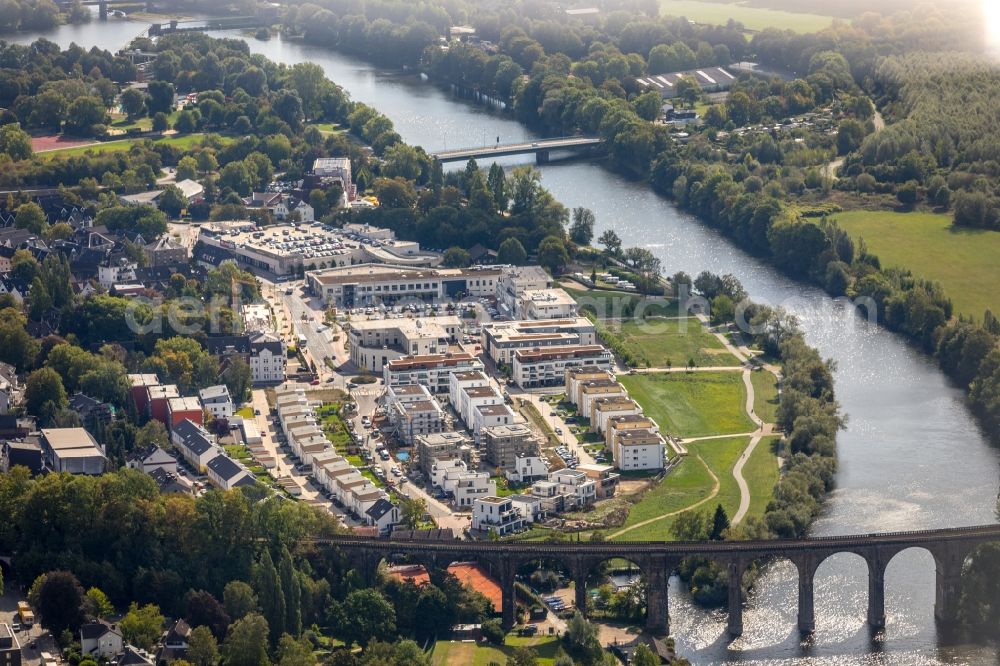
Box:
left=512, top=345, right=614, bottom=389
left=481, top=317, right=597, bottom=365
left=349, top=316, right=462, bottom=373
left=383, top=352, right=484, bottom=393
left=307, top=263, right=501, bottom=307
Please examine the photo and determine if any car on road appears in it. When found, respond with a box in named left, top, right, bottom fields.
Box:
left=555, top=427, right=563, bottom=435
left=379, top=452, right=390, bottom=461
left=391, top=467, right=401, bottom=476
left=254, top=409, right=260, bottom=415
left=310, top=379, right=320, bottom=385
left=549, top=412, right=557, bottom=417
left=326, top=377, right=335, bottom=383
left=10, top=623, right=20, bottom=633
left=347, top=382, right=358, bottom=389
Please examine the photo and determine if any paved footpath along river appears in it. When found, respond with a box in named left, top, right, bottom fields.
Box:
left=10, top=19, right=1000, bottom=663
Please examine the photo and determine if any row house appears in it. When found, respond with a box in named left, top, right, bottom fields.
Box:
left=171, top=419, right=218, bottom=472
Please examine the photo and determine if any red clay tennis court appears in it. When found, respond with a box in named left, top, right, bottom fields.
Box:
left=389, top=562, right=502, bottom=612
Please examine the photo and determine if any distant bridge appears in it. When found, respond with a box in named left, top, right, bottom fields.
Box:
left=431, top=136, right=603, bottom=165
left=311, top=523, right=1000, bottom=636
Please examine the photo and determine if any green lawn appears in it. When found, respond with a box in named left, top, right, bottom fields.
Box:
left=235, top=406, right=255, bottom=419
left=616, top=318, right=739, bottom=368
left=834, top=209, right=1000, bottom=319
left=109, top=110, right=181, bottom=132
left=745, top=436, right=781, bottom=518
left=749, top=370, right=779, bottom=424
left=620, top=372, right=753, bottom=438
left=659, top=0, right=834, bottom=33
left=38, top=133, right=223, bottom=159
left=612, top=445, right=725, bottom=541
left=560, top=285, right=680, bottom=319
left=430, top=634, right=561, bottom=666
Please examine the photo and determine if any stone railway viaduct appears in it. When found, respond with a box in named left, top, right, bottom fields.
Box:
left=309, top=524, right=1000, bottom=637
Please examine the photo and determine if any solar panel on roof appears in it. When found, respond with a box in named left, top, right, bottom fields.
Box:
left=696, top=70, right=716, bottom=84
left=718, top=68, right=735, bottom=80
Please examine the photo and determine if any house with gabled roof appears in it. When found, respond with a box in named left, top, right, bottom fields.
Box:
left=80, top=621, right=123, bottom=659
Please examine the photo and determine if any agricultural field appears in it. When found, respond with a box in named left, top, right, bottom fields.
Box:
left=616, top=318, right=739, bottom=368
left=834, top=209, right=1000, bottom=319
left=620, top=371, right=753, bottom=438
left=659, top=0, right=835, bottom=33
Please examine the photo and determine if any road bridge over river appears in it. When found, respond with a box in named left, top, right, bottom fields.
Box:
left=310, top=524, right=1000, bottom=637
left=431, top=136, right=602, bottom=164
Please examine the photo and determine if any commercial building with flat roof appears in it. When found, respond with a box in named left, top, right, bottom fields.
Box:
left=41, top=428, right=106, bottom=475
left=307, top=263, right=501, bottom=307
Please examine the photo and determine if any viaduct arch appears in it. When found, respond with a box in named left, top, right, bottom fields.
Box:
left=308, top=524, right=1000, bottom=636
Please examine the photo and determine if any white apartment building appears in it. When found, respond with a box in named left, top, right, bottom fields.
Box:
left=505, top=455, right=548, bottom=484
left=199, top=385, right=234, bottom=419
left=448, top=370, right=490, bottom=412
left=387, top=392, right=444, bottom=446
left=430, top=459, right=496, bottom=507
left=249, top=332, right=286, bottom=383
left=383, top=353, right=484, bottom=394
left=578, top=379, right=628, bottom=418
left=456, top=386, right=503, bottom=430
left=613, top=429, right=666, bottom=471
left=591, top=397, right=642, bottom=434
left=512, top=345, right=614, bottom=389
left=498, top=265, right=552, bottom=316
left=565, top=368, right=616, bottom=406
left=472, top=404, right=516, bottom=439
left=349, top=316, right=462, bottom=373
left=471, top=496, right=526, bottom=535
left=550, top=468, right=597, bottom=508
left=307, top=264, right=501, bottom=306
left=516, top=288, right=578, bottom=320
left=481, top=318, right=597, bottom=366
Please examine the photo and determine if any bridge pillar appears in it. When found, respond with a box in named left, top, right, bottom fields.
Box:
left=867, top=557, right=886, bottom=629
left=726, top=560, right=744, bottom=637
left=934, top=549, right=965, bottom=625
left=644, top=556, right=671, bottom=636
left=535, top=150, right=550, bottom=165
left=574, top=570, right=588, bottom=617
left=99, top=0, right=108, bottom=20
left=501, top=559, right=517, bottom=631
left=797, top=563, right=815, bottom=633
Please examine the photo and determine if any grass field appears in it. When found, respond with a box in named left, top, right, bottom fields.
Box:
left=617, top=318, right=739, bottom=368
left=749, top=370, right=779, bottom=423
left=620, top=372, right=753, bottom=438
left=560, top=285, right=680, bottom=319
left=38, top=133, right=219, bottom=159
left=834, top=209, right=1000, bottom=319
left=745, top=435, right=781, bottom=518
left=614, top=438, right=747, bottom=541
left=430, top=635, right=562, bottom=666
left=659, top=0, right=834, bottom=33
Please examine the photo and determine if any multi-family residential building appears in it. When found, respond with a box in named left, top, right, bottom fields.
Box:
left=613, top=428, right=666, bottom=471
left=577, top=463, right=621, bottom=499
left=199, top=385, right=234, bottom=419
left=516, top=288, right=578, bottom=320
left=383, top=353, right=484, bottom=394
left=387, top=387, right=444, bottom=446
left=471, top=496, right=526, bottom=535
left=481, top=423, right=539, bottom=469
left=430, top=459, right=495, bottom=507
left=167, top=396, right=203, bottom=429
left=497, top=265, right=552, bottom=315
left=565, top=368, right=615, bottom=406
left=0, top=623, right=21, bottom=666
left=481, top=317, right=597, bottom=366
left=147, top=384, right=180, bottom=425
left=473, top=404, right=516, bottom=439
left=505, top=455, right=548, bottom=484
left=249, top=332, right=286, bottom=383
left=349, top=316, right=462, bottom=373
left=512, top=345, right=614, bottom=389
left=448, top=370, right=490, bottom=412
left=549, top=468, right=597, bottom=508
left=577, top=379, right=628, bottom=419
left=127, top=373, right=159, bottom=414
left=415, top=431, right=472, bottom=475
left=455, top=385, right=503, bottom=429
left=605, top=415, right=659, bottom=449
left=590, top=397, right=642, bottom=434
left=40, top=428, right=107, bottom=475
left=509, top=494, right=545, bottom=523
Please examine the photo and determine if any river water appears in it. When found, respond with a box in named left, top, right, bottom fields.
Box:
left=8, top=20, right=1000, bottom=663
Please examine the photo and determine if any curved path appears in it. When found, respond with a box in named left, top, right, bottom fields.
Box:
left=606, top=454, right=720, bottom=540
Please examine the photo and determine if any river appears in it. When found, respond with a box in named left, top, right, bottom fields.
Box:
left=9, top=19, right=1000, bottom=664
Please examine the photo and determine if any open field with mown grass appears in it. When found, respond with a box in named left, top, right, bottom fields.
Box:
left=749, top=369, right=779, bottom=423
left=37, top=133, right=222, bottom=159
left=430, top=634, right=562, bottom=665
left=617, top=318, right=739, bottom=368
left=620, top=371, right=753, bottom=438
left=745, top=436, right=781, bottom=517
left=660, top=0, right=834, bottom=33
left=834, top=209, right=1000, bottom=319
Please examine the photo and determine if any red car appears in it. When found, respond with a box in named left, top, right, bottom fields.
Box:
left=310, top=379, right=320, bottom=385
